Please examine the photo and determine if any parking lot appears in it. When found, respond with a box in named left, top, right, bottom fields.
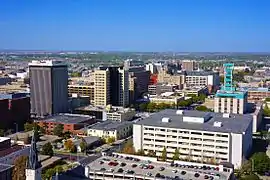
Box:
left=86, top=155, right=231, bottom=180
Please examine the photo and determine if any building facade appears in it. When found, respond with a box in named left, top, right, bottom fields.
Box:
left=87, top=120, right=133, bottom=140
left=29, top=60, right=68, bottom=117
left=133, top=109, right=253, bottom=168
left=94, top=66, right=129, bottom=107
left=181, top=60, right=198, bottom=71
left=68, top=85, right=94, bottom=103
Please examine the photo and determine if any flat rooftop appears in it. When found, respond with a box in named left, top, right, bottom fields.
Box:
left=136, top=109, right=252, bottom=134
left=216, top=90, right=247, bottom=99
left=0, top=145, right=27, bottom=158
left=86, top=155, right=231, bottom=180
left=36, top=113, right=94, bottom=124
left=0, top=137, right=10, bottom=142
left=89, top=120, right=133, bottom=131
left=238, top=87, right=270, bottom=92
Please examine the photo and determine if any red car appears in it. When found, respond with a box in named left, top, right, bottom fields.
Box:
left=148, top=165, right=154, bottom=169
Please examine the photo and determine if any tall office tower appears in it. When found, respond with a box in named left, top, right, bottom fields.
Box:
left=29, top=60, right=68, bottom=117
left=94, top=66, right=129, bottom=107
left=181, top=60, right=198, bottom=71
left=215, top=63, right=248, bottom=114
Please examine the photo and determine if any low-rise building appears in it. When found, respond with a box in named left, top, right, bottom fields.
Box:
left=148, top=83, right=179, bottom=95
left=74, top=105, right=135, bottom=121
left=176, top=86, right=208, bottom=97
left=36, top=114, right=96, bottom=135
left=149, top=92, right=184, bottom=105
left=87, top=120, right=133, bottom=140
left=238, top=87, right=270, bottom=103
left=133, top=109, right=253, bottom=168
left=68, top=84, right=94, bottom=103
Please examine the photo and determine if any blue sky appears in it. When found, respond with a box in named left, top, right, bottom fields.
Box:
left=0, top=0, right=269, bottom=52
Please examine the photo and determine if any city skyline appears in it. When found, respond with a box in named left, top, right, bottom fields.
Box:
left=0, top=0, right=270, bottom=52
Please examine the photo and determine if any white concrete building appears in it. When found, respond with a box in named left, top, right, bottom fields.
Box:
left=133, top=109, right=253, bottom=168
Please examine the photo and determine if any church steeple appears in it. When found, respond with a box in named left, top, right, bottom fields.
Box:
left=27, top=129, right=41, bottom=169
left=26, top=129, right=42, bottom=180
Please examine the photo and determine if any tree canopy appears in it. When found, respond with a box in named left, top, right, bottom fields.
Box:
left=41, top=142, right=54, bottom=156
left=161, top=147, right=167, bottom=161
left=53, top=124, right=64, bottom=136
left=79, top=139, right=87, bottom=152
left=12, top=156, right=28, bottom=180
left=251, top=152, right=270, bottom=175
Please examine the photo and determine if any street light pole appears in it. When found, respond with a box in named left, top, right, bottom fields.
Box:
left=14, top=123, right=18, bottom=133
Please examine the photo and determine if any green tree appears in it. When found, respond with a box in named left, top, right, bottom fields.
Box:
left=70, top=144, right=77, bottom=153
left=122, top=139, right=136, bottom=154
left=147, top=102, right=156, bottom=112
left=24, top=122, right=33, bottom=132
left=53, top=124, right=64, bottom=136
left=147, top=150, right=156, bottom=157
left=64, top=140, right=74, bottom=151
left=251, top=152, right=270, bottom=175
left=172, top=148, right=180, bottom=160
left=107, top=137, right=116, bottom=144
left=79, top=139, right=87, bottom=152
left=0, top=129, right=4, bottom=136
left=195, top=105, right=211, bottom=112
left=139, top=103, right=148, bottom=112
left=161, top=147, right=167, bottom=161
left=241, top=173, right=260, bottom=180
left=12, top=156, right=28, bottom=180
left=136, top=149, right=145, bottom=156
left=41, top=142, right=54, bottom=156
left=264, top=104, right=270, bottom=116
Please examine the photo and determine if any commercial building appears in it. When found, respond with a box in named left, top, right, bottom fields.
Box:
left=215, top=64, right=248, bottom=114
left=68, top=84, right=94, bottom=103
left=74, top=105, right=135, bottom=122
left=145, top=63, right=158, bottom=74
left=185, top=71, right=220, bottom=93
left=29, top=60, right=68, bottom=117
left=238, top=87, right=270, bottom=103
left=94, top=66, right=129, bottom=107
left=36, top=113, right=96, bottom=135
left=84, top=154, right=234, bottom=180
left=149, top=92, right=184, bottom=105
left=148, top=83, right=179, bottom=95
left=128, top=67, right=150, bottom=103
left=157, top=72, right=185, bottom=89
left=87, top=120, right=133, bottom=140
left=0, top=92, right=30, bottom=131
left=133, top=109, right=253, bottom=168
left=181, top=60, right=198, bottom=71
left=175, top=86, right=208, bottom=97
left=124, top=59, right=144, bottom=69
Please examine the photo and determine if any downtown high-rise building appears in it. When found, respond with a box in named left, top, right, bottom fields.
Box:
left=29, top=60, right=68, bottom=117
left=94, top=66, right=129, bottom=107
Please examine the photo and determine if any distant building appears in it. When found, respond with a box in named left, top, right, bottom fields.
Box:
left=94, top=66, right=129, bottom=107
left=36, top=114, right=96, bottom=135
left=181, top=60, right=198, bottom=71
left=0, top=77, right=12, bottom=86
left=176, top=86, right=208, bottom=97
left=148, top=83, right=179, bottom=95
left=128, top=67, right=150, bottom=103
left=124, top=59, right=144, bottom=69
left=238, top=87, right=270, bottom=103
left=68, top=84, right=94, bottom=103
left=145, top=63, right=157, bottom=74
left=29, top=60, right=68, bottom=117
left=149, top=92, right=184, bottom=105
left=74, top=105, right=135, bottom=122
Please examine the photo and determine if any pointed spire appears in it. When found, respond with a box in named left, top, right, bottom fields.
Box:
left=27, top=129, right=41, bottom=170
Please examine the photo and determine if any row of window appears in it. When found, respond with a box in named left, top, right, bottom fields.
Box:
left=144, top=127, right=228, bottom=138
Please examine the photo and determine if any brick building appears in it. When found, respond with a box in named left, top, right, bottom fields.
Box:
left=36, top=114, right=96, bottom=135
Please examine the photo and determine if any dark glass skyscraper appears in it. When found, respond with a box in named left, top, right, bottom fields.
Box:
left=29, top=60, right=68, bottom=117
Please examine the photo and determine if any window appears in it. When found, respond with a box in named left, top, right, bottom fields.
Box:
left=191, top=132, right=202, bottom=135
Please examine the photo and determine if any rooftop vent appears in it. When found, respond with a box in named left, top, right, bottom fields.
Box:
left=162, top=117, right=170, bottom=123
left=223, top=113, right=230, bottom=118
left=176, top=110, right=184, bottom=115
left=213, top=121, right=222, bottom=127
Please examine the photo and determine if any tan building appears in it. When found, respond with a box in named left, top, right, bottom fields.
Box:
left=94, top=69, right=110, bottom=106
left=94, top=66, right=129, bottom=107
left=157, top=72, right=185, bottom=88
left=181, top=60, right=198, bottom=71
left=149, top=92, right=184, bottom=105
left=68, top=85, right=94, bottom=103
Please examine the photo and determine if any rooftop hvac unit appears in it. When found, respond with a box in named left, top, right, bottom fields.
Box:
left=213, top=121, right=222, bottom=127
left=162, top=117, right=170, bottom=123
left=176, top=110, right=184, bottom=115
